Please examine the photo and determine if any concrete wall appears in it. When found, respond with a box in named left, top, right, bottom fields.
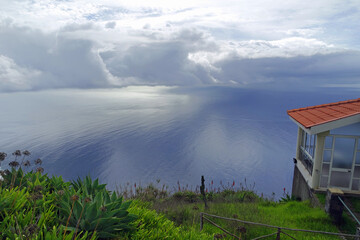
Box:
left=292, top=164, right=313, bottom=200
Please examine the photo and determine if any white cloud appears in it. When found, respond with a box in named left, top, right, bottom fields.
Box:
left=105, top=21, right=116, bottom=29
left=0, top=0, right=359, bottom=92
left=0, top=55, right=41, bottom=91
left=0, top=21, right=123, bottom=91
left=189, top=37, right=341, bottom=67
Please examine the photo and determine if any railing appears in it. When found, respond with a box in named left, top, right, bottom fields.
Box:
left=200, top=212, right=360, bottom=239
left=299, top=149, right=313, bottom=175
left=338, top=196, right=360, bottom=233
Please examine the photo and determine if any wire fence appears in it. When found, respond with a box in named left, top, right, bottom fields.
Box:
left=200, top=212, right=360, bottom=240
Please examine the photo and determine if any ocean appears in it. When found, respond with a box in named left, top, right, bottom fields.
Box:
left=0, top=86, right=358, bottom=197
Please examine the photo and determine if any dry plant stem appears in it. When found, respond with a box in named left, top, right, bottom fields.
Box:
left=90, top=212, right=103, bottom=240
left=20, top=155, right=25, bottom=165
left=63, top=200, right=76, bottom=240
left=30, top=201, right=37, bottom=225
left=73, top=201, right=86, bottom=240
left=18, top=168, right=25, bottom=189
left=10, top=171, right=16, bottom=189
left=14, top=216, right=23, bottom=240
left=10, top=157, right=18, bottom=189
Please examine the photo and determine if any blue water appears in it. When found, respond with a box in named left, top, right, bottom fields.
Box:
left=0, top=86, right=358, bottom=197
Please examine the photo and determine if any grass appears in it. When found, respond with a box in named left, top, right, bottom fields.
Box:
left=167, top=201, right=340, bottom=239
left=121, top=186, right=347, bottom=240
left=350, top=197, right=360, bottom=212
left=315, top=193, right=360, bottom=235
left=316, top=193, right=327, bottom=205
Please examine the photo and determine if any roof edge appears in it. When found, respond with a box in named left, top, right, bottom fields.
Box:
left=287, top=98, right=360, bottom=113
left=303, top=112, right=360, bottom=128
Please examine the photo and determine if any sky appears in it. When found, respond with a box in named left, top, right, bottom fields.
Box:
left=0, top=0, right=360, bottom=92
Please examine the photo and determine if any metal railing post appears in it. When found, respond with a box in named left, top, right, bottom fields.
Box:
left=200, top=213, right=204, bottom=231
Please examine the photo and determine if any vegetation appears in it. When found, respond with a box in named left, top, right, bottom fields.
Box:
left=141, top=189, right=342, bottom=239
left=0, top=150, right=354, bottom=239
left=0, top=150, right=136, bottom=239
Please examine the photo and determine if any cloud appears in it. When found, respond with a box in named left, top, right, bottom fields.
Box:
left=0, top=55, right=40, bottom=91
left=61, top=22, right=96, bottom=32
left=0, top=0, right=359, bottom=92
left=0, top=21, right=115, bottom=91
left=208, top=50, right=360, bottom=88
left=2, top=1, right=359, bottom=47
left=105, top=21, right=116, bottom=29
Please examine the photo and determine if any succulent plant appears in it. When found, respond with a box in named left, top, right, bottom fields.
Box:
left=59, top=178, right=137, bottom=239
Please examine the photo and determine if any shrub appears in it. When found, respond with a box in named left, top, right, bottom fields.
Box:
left=125, top=200, right=212, bottom=240
left=59, top=178, right=137, bottom=239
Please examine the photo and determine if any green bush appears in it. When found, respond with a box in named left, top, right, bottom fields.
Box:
left=172, top=191, right=199, bottom=203
left=125, top=200, right=212, bottom=240
left=0, top=169, right=138, bottom=239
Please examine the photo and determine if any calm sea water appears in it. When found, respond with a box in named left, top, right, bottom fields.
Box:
left=0, top=86, right=358, bottom=197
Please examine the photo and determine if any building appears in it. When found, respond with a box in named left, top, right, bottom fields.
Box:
left=288, top=98, right=360, bottom=200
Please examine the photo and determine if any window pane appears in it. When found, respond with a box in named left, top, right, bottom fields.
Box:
left=325, top=136, right=333, bottom=149
left=323, top=150, right=331, bottom=163
left=302, top=132, right=307, bottom=148
left=332, top=138, right=355, bottom=169
left=306, top=133, right=311, bottom=152
left=330, top=171, right=351, bottom=188
left=354, top=166, right=360, bottom=178
left=313, top=135, right=317, bottom=156
left=356, top=152, right=360, bottom=164
left=352, top=179, right=359, bottom=191
left=321, top=163, right=329, bottom=176
left=320, top=176, right=328, bottom=188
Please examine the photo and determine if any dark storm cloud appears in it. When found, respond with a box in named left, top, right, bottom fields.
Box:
left=0, top=20, right=359, bottom=92
left=0, top=22, right=111, bottom=91
left=100, top=41, right=211, bottom=85
left=212, top=51, right=360, bottom=88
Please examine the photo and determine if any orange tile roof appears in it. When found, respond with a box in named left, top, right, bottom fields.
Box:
left=287, top=98, right=360, bottom=128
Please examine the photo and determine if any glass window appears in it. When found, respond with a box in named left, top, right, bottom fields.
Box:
left=323, top=150, right=331, bottom=163
left=309, top=135, right=313, bottom=156
left=358, top=140, right=360, bottom=150
left=301, top=132, right=316, bottom=160
left=332, top=138, right=355, bottom=169
left=325, top=136, right=333, bottom=149
left=354, top=166, right=360, bottom=178
left=310, top=135, right=316, bottom=157
left=352, top=179, right=359, bottom=191
left=330, top=171, right=351, bottom=188
left=320, top=176, right=328, bottom=188
left=356, top=152, right=360, bottom=164
left=301, top=132, right=306, bottom=148
left=321, top=163, right=329, bottom=176
left=305, top=133, right=310, bottom=152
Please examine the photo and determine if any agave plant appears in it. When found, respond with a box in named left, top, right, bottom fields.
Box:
left=59, top=177, right=137, bottom=239
left=47, top=175, right=70, bottom=193
left=71, top=175, right=106, bottom=197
